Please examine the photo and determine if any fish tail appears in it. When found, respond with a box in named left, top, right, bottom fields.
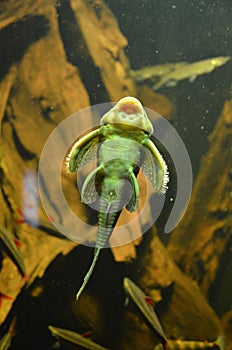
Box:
left=76, top=200, right=121, bottom=300
left=76, top=247, right=101, bottom=300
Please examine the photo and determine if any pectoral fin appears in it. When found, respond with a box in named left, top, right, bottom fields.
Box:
left=126, top=172, right=140, bottom=212
left=142, top=139, right=169, bottom=194
left=65, top=127, right=102, bottom=172
left=81, top=165, right=103, bottom=204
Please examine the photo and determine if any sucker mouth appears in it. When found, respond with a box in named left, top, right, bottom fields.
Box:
left=118, top=111, right=138, bottom=121
left=118, top=101, right=140, bottom=115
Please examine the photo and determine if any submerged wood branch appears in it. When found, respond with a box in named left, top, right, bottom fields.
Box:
left=168, top=99, right=232, bottom=294
left=0, top=0, right=137, bottom=324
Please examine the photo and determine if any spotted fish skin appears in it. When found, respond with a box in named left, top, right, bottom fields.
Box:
left=66, top=97, right=169, bottom=299
left=154, top=336, right=225, bottom=350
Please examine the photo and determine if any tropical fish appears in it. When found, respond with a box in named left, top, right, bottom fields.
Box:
left=124, top=278, right=225, bottom=350
left=0, top=318, right=16, bottom=350
left=65, top=96, right=169, bottom=299
left=123, top=277, right=167, bottom=343
left=154, top=335, right=225, bottom=349
left=48, top=325, right=108, bottom=350
left=0, top=226, right=26, bottom=277
left=130, top=62, right=188, bottom=82
left=152, top=56, right=230, bottom=90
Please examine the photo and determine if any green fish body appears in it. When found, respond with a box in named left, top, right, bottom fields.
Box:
left=66, top=97, right=169, bottom=299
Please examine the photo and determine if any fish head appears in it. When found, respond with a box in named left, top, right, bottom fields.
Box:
left=210, top=56, right=231, bottom=67
left=100, top=96, right=153, bottom=133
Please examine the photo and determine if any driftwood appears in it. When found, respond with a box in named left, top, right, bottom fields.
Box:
left=0, top=1, right=229, bottom=349
left=168, top=99, right=232, bottom=294
left=0, top=0, right=138, bottom=324
left=136, top=228, right=222, bottom=344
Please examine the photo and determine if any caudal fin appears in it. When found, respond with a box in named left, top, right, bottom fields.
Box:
left=76, top=247, right=101, bottom=300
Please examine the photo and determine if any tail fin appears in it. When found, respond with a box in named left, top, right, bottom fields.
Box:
left=76, top=247, right=101, bottom=300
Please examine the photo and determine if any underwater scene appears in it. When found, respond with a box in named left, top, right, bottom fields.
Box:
left=0, top=0, right=232, bottom=349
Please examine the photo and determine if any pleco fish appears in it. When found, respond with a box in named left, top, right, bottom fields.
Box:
left=66, top=96, right=169, bottom=300
left=152, top=56, right=230, bottom=90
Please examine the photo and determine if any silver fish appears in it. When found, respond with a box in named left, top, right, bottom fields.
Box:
left=130, top=62, right=188, bottom=82
left=48, top=325, right=108, bottom=350
left=152, top=56, right=231, bottom=90
left=123, top=277, right=167, bottom=342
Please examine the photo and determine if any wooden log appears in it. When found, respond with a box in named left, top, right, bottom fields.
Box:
left=0, top=0, right=174, bottom=327
left=0, top=0, right=137, bottom=324
left=137, top=227, right=222, bottom=342
left=168, top=99, right=232, bottom=294
left=70, top=0, right=136, bottom=101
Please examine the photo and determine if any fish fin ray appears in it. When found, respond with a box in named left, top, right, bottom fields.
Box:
left=81, top=165, right=103, bottom=204
left=65, top=128, right=102, bottom=172
left=142, top=139, right=169, bottom=194
left=126, top=172, right=140, bottom=212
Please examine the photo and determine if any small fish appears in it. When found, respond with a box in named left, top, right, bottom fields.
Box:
left=123, top=277, right=167, bottom=343
left=152, top=56, right=231, bottom=90
left=154, top=335, right=225, bottom=349
left=0, top=318, right=16, bottom=350
left=130, top=62, right=188, bottom=82
left=0, top=226, right=26, bottom=277
left=48, top=325, right=108, bottom=350
left=66, top=96, right=169, bottom=300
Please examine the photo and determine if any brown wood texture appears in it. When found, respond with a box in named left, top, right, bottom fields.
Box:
left=0, top=1, right=228, bottom=349
left=168, top=99, right=232, bottom=294
left=137, top=228, right=222, bottom=343
left=0, top=0, right=137, bottom=324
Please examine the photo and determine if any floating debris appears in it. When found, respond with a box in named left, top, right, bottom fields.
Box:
left=48, top=325, right=108, bottom=350
left=152, top=56, right=230, bottom=90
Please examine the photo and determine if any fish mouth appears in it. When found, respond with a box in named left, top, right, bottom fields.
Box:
left=117, top=99, right=141, bottom=123
left=100, top=96, right=154, bottom=133
left=118, top=101, right=140, bottom=115
left=115, top=97, right=144, bottom=125
left=117, top=111, right=139, bottom=122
